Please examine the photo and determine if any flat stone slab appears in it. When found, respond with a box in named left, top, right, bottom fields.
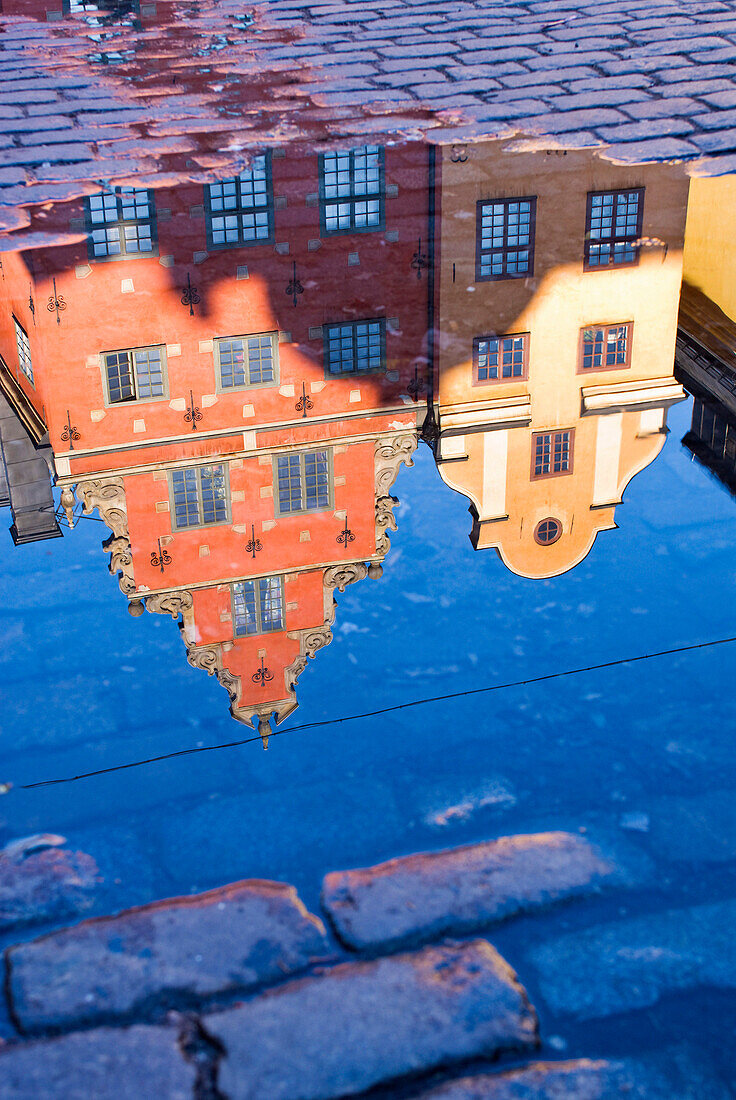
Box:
left=0, top=835, right=98, bottom=932
left=0, top=1023, right=194, bottom=1099
left=203, top=939, right=537, bottom=1100
left=528, top=899, right=736, bottom=1020
left=415, top=1054, right=733, bottom=1098
left=322, top=832, right=617, bottom=950
left=7, top=879, right=329, bottom=1033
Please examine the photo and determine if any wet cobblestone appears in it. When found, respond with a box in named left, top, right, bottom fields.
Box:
left=1, top=0, right=736, bottom=232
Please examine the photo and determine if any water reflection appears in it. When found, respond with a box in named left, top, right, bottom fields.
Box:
left=676, top=176, right=736, bottom=496
left=433, top=145, right=689, bottom=577
left=0, top=138, right=718, bottom=732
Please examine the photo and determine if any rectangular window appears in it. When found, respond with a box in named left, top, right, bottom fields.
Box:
left=102, top=345, right=166, bottom=403
left=531, top=430, right=574, bottom=479
left=585, top=189, right=643, bottom=268
left=579, top=323, right=632, bottom=371
left=86, top=187, right=157, bottom=260
left=170, top=464, right=229, bottom=529
left=274, top=450, right=331, bottom=515
left=474, top=333, right=528, bottom=382
left=13, top=317, right=33, bottom=384
left=476, top=197, right=536, bottom=281
left=232, top=575, right=285, bottom=636
left=215, top=333, right=278, bottom=389
left=205, top=154, right=273, bottom=248
left=324, top=319, right=385, bottom=375
left=320, top=145, right=384, bottom=234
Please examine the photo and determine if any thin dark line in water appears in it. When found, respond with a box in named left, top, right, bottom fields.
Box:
left=16, top=634, right=736, bottom=790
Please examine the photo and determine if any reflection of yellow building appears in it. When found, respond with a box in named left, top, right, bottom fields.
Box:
left=677, top=175, right=736, bottom=493
left=433, top=143, right=688, bottom=578
left=683, top=175, right=736, bottom=321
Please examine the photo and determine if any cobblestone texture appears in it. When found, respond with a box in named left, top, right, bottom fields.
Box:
left=0, top=831, right=731, bottom=1096
left=202, top=939, right=537, bottom=1100
left=7, top=879, right=330, bottom=1033
left=322, top=831, right=618, bottom=951
left=2, top=0, right=736, bottom=233
left=0, top=1023, right=196, bottom=1100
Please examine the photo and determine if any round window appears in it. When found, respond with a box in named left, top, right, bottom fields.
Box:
left=534, top=518, right=562, bottom=546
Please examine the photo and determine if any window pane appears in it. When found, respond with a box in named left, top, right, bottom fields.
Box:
left=233, top=579, right=258, bottom=636
left=246, top=335, right=275, bottom=384
left=86, top=188, right=156, bottom=260
left=534, top=433, right=551, bottom=476
left=586, top=190, right=642, bottom=267
left=304, top=451, right=329, bottom=510
left=133, top=347, right=165, bottom=398
left=259, top=576, right=284, bottom=632
left=325, top=320, right=384, bottom=374
left=206, top=156, right=272, bottom=247
left=105, top=351, right=135, bottom=403
left=172, top=468, right=201, bottom=527
left=321, top=146, right=384, bottom=233
left=14, top=319, right=33, bottom=384
left=217, top=338, right=247, bottom=388
left=277, top=453, right=303, bottom=513
left=200, top=464, right=227, bottom=524
left=477, top=198, right=535, bottom=280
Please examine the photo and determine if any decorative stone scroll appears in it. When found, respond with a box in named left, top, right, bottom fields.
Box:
left=323, top=562, right=369, bottom=594
left=68, top=477, right=137, bottom=594
left=145, top=589, right=194, bottom=619
left=75, top=477, right=128, bottom=539
left=374, top=431, right=417, bottom=557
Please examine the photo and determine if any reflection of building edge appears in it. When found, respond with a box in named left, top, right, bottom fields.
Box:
left=675, top=331, right=736, bottom=497
left=60, top=429, right=416, bottom=742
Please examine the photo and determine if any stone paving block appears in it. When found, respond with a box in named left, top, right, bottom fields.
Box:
left=596, top=117, right=696, bottom=140
left=413, top=1055, right=734, bottom=1098
left=528, top=898, right=736, bottom=1020
left=322, top=832, right=618, bottom=952
left=522, top=108, right=630, bottom=133
left=203, top=940, right=538, bottom=1100
left=690, top=126, right=736, bottom=151
left=599, top=136, right=701, bottom=161
left=623, top=95, right=704, bottom=118
left=6, top=879, right=329, bottom=1033
left=0, top=1024, right=195, bottom=1100
left=0, top=838, right=98, bottom=933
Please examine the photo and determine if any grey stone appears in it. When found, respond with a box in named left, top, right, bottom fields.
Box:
left=0, top=1024, right=194, bottom=1100
left=7, top=879, right=329, bottom=1032
left=203, top=939, right=537, bottom=1100
left=322, top=832, right=618, bottom=951
left=414, top=1054, right=733, bottom=1099
left=528, top=899, right=736, bottom=1020
left=0, top=839, right=97, bottom=932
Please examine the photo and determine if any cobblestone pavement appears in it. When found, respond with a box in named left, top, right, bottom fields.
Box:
left=3, top=1, right=736, bottom=236
left=2, top=832, right=733, bottom=1097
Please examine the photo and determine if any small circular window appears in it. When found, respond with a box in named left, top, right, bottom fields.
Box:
left=534, top=518, right=562, bottom=546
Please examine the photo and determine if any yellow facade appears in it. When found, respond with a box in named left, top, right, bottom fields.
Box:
left=683, top=175, right=736, bottom=321
left=434, top=143, right=689, bottom=578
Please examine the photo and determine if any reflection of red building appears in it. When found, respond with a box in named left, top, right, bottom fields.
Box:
left=0, top=144, right=428, bottom=735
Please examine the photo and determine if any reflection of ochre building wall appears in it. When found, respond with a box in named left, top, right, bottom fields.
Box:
left=434, top=144, right=688, bottom=578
